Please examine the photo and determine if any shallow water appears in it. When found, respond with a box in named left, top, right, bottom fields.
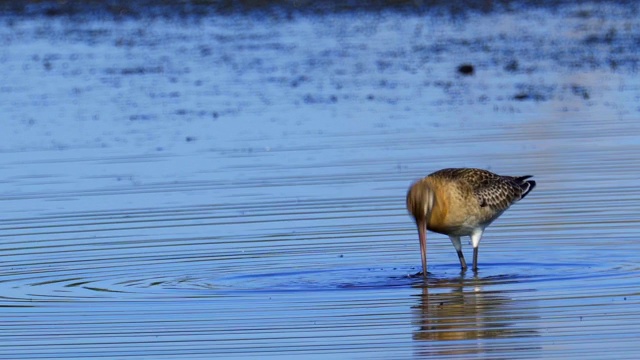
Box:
left=2, top=3, right=640, bottom=359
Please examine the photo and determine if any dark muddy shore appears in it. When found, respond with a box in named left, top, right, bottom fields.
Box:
left=1, top=0, right=638, bottom=18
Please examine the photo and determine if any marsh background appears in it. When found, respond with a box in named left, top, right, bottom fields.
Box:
left=2, top=0, right=640, bottom=358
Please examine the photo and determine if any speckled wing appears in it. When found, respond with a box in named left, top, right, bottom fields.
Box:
left=473, top=179, right=521, bottom=210
left=474, top=175, right=535, bottom=210
left=430, top=168, right=500, bottom=184
left=429, top=168, right=535, bottom=210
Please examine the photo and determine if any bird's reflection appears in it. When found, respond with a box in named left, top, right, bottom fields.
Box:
left=412, top=273, right=539, bottom=357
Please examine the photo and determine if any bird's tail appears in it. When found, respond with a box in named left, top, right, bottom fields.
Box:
left=515, top=175, right=536, bottom=200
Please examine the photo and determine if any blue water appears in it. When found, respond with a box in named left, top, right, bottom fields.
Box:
left=1, top=3, right=640, bottom=359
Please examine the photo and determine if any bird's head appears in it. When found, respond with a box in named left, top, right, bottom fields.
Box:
left=406, top=179, right=435, bottom=223
left=407, top=178, right=435, bottom=278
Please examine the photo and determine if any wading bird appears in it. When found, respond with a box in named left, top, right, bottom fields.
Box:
left=406, top=168, right=536, bottom=276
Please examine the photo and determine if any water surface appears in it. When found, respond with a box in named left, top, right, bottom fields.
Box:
left=1, top=3, right=640, bottom=359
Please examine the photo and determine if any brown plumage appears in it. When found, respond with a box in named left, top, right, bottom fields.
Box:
left=406, top=168, right=536, bottom=276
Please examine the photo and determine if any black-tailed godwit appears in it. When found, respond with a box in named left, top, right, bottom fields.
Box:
left=406, top=168, right=536, bottom=276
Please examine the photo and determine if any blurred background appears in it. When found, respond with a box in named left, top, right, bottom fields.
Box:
left=1, top=1, right=640, bottom=359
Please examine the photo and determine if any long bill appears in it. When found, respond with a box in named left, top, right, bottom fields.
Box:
left=417, top=219, right=427, bottom=278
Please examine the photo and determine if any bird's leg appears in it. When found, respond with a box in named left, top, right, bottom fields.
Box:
left=470, top=229, right=484, bottom=272
left=448, top=236, right=467, bottom=270
left=457, top=250, right=467, bottom=270
left=473, top=247, right=479, bottom=272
